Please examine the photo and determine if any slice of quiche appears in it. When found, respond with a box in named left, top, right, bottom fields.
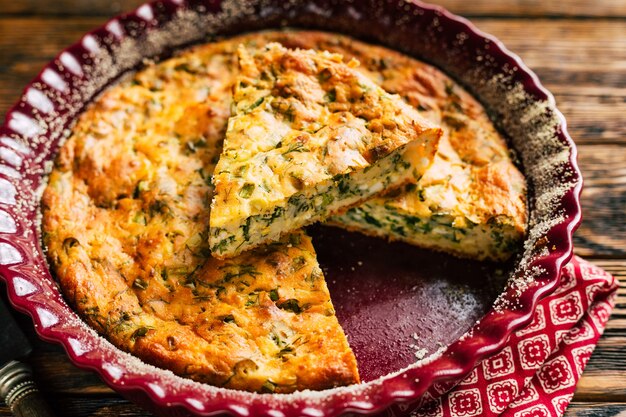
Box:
left=209, top=43, right=442, bottom=258
left=42, top=38, right=359, bottom=393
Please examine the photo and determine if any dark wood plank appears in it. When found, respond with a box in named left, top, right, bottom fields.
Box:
left=548, top=87, right=626, bottom=146
left=473, top=19, right=626, bottom=145
left=0, top=0, right=145, bottom=16
left=566, top=403, right=626, bottom=417
left=0, top=17, right=106, bottom=118
left=435, top=0, right=626, bottom=18
left=0, top=396, right=153, bottom=417
left=1, top=19, right=624, bottom=73
left=0, top=18, right=104, bottom=59
left=575, top=145, right=626, bottom=258
left=28, top=350, right=113, bottom=394
left=0, top=0, right=624, bottom=18
left=575, top=372, right=626, bottom=403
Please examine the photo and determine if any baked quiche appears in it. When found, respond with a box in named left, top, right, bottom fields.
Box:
left=209, top=43, right=442, bottom=258
left=42, top=36, right=358, bottom=392
left=42, top=30, right=527, bottom=394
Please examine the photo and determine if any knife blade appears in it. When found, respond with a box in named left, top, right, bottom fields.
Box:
left=0, top=298, right=56, bottom=417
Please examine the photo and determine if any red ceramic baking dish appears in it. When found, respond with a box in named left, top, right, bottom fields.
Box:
left=0, top=0, right=582, bottom=416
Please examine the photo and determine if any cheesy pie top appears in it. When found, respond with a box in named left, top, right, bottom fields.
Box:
left=209, top=43, right=440, bottom=258
left=315, top=33, right=527, bottom=261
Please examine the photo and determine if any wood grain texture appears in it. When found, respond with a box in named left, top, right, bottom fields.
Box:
left=0, top=0, right=145, bottom=16
left=473, top=19, right=626, bottom=145
left=0, top=396, right=151, bottom=417
left=434, top=0, right=626, bottom=18
left=566, top=403, right=626, bottom=417
left=0, top=17, right=105, bottom=117
left=1, top=0, right=624, bottom=18
left=575, top=145, right=626, bottom=258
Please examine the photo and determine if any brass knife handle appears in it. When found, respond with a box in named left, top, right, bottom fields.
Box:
left=0, top=361, right=55, bottom=417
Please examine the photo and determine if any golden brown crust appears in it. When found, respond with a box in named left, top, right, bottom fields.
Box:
left=42, top=34, right=359, bottom=393
left=264, top=31, right=526, bottom=235
left=208, top=42, right=440, bottom=258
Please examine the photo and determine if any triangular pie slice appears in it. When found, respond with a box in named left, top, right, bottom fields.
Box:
left=209, top=43, right=442, bottom=258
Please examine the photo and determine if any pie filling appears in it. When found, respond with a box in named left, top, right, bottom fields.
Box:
left=329, top=197, right=522, bottom=262
left=210, top=138, right=439, bottom=259
left=41, top=30, right=527, bottom=393
left=209, top=43, right=440, bottom=258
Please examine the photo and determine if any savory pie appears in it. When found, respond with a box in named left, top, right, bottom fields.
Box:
left=42, top=30, right=527, bottom=393
left=209, top=43, right=441, bottom=258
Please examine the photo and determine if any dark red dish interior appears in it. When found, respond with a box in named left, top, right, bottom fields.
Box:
left=311, top=225, right=509, bottom=382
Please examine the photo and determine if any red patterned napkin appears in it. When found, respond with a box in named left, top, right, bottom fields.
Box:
left=411, top=255, right=619, bottom=417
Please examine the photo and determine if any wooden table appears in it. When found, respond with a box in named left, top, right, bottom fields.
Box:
left=1, top=1, right=624, bottom=416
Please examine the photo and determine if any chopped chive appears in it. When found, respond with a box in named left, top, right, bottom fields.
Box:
left=261, top=380, right=277, bottom=393
left=133, top=278, right=148, bottom=290
left=247, top=97, right=264, bottom=112
left=131, top=326, right=153, bottom=341
left=239, top=183, right=255, bottom=199
left=278, top=299, right=302, bottom=314
left=291, top=256, right=307, bottom=272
